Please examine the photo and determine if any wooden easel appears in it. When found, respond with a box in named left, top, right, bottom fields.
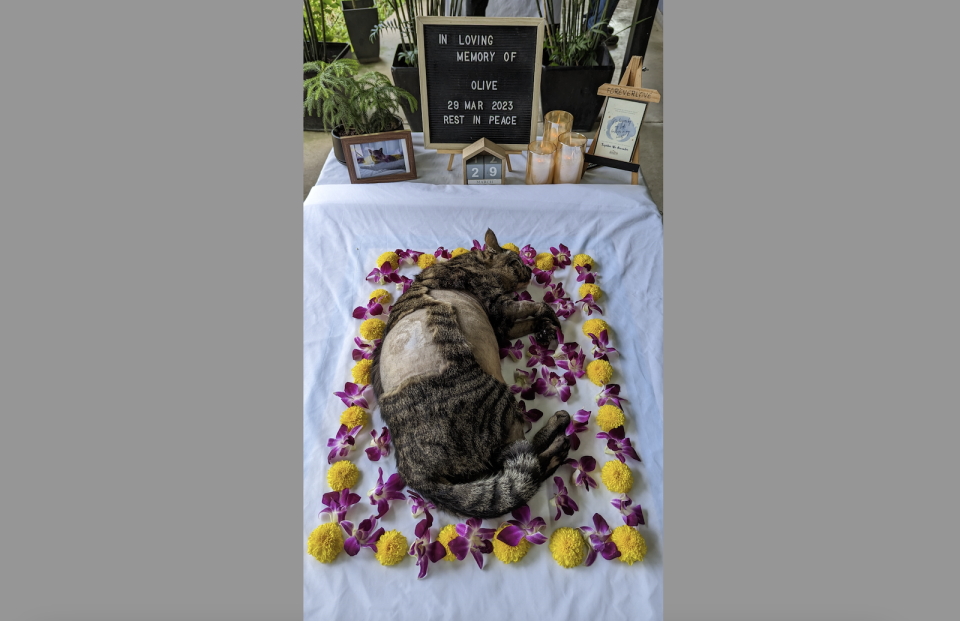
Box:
left=440, top=149, right=519, bottom=173
left=587, top=55, right=661, bottom=185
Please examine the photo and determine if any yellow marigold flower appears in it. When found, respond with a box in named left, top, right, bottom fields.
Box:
left=502, top=243, right=520, bottom=253
left=582, top=318, right=610, bottom=339
left=376, top=251, right=400, bottom=270
left=417, top=253, right=436, bottom=269
left=359, top=318, right=385, bottom=341
left=374, top=529, right=408, bottom=566
left=340, top=405, right=367, bottom=429
left=573, top=253, right=594, bottom=269
left=450, top=247, right=469, bottom=258
left=596, top=404, right=625, bottom=432
left=549, top=527, right=586, bottom=568
left=493, top=523, right=532, bottom=564
left=437, top=524, right=459, bottom=561
left=369, top=288, right=392, bottom=305
left=610, top=525, right=647, bottom=565
left=586, top=359, right=614, bottom=387
left=307, top=522, right=343, bottom=563
left=352, top=359, right=373, bottom=385
left=534, top=252, right=554, bottom=270
left=327, top=460, right=359, bottom=491
left=579, top=283, right=602, bottom=301
left=601, top=460, right=634, bottom=494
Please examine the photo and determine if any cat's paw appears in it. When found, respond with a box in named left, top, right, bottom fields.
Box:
left=533, top=304, right=562, bottom=346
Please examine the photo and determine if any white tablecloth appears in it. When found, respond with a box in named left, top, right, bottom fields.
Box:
left=315, top=132, right=651, bottom=187
left=304, top=152, right=663, bottom=620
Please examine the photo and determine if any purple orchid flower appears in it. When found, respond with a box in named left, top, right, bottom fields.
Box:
left=557, top=348, right=587, bottom=378
left=526, top=335, right=556, bottom=368
left=565, top=455, right=599, bottom=492
left=409, top=517, right=447, bottom=579
left=499, top=339, right=524, bottom=361
left=576, top=265, right=596, bottom=283
left=596, top=384, right=627, bottom=408
left=513, top=290, right=533, bottom=302
left=396, top=275, right=413, bottom=294
left=448, top=517, right=496, bottom=569
left=366, top=261, right=402, bottom=286
left=365, top=426, right=391, bottom=461
left=519, top=244, right=537, bottom=266
left=318, top=488, right=361, bottom=524
left=611, top=493, right=646, bottom=527
left=497, top=504, right=548, bottom=546
left=550, top=476, right=579, bottom=521
left=557, top=297, right=577, bottom=319
left=553, top=330, right=579, bottom=362
left=352, top=298, right=384, bottom=320
left=596, top=426, right=642, bottom=463
left=368, top=467, right=406, bottom=518
left=579, top=513, right=621, bottom=566
left=576, top=294, right=604, bottom=317
left=517, top=401, right=543, bottom=434
left=408, top=490, right=436, bottom=522
left=352, top=336, right=381, bottom=361
left=434, top=246, right=452, bottom=260
left=471, top=239, right=486, bottom=252
left=341, top=514, right=384, bottom=556
left=326, top=424, right=361, bottom=464
left=565, top=409, right=591, bottom=451
left=550, top=244, right=571, bottom=269
left=543, top=287, right=571, bottom=316
left=510, top=368, right=538, bottom=401
left=532, top=268, right=553, bottom=287
left=334, top=382, right=371, bottom=409
left=590, top=329, right=618, bottom=360
left=396, top=248, right=424, bottom=265
left=534, top=366, right=575, bottom=402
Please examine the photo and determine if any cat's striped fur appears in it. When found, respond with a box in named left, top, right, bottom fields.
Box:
left=370, top=230, right=570, bottom=519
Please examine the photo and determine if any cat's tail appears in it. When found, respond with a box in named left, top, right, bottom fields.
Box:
left=417, top=440, right=541, bottom=520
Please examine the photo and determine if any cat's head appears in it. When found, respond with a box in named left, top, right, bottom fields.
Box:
left=476, top=229, right=532, bottom=292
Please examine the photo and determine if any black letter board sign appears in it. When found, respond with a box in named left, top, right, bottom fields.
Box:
left=416, top=16, right=544, bottom=151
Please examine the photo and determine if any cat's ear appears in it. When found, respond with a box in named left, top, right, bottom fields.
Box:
left=485, top=229, right=502, bottom=252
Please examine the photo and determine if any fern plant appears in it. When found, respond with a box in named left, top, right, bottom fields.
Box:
left=303, top=58, right=418, bottom=136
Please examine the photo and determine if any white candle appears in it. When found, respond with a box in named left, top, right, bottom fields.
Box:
left=558, top=148, right=583, bottom=183
left=530, top=153, right=552, bottom=184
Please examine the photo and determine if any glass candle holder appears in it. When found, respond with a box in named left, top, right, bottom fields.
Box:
left=525, top=140, right=557, bottom=185
left=554, top=131, right=587, bottom=184
left=543, top=110, right=573, bottom=146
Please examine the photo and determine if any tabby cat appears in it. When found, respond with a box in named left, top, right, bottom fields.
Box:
left=371, top=230, right=571, bottom=519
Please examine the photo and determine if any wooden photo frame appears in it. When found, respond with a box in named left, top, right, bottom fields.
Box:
left=341, top=131, right=418, bottom=184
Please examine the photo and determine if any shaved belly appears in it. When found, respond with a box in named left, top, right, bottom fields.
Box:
left=379, top=290, right=503, bottom=395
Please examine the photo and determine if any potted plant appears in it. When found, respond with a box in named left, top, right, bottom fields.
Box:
left=305, top=0, right=352, bottom=131
left=371, top=0, right=464, bottom=132
left=341, top=1, right=382, bottom=64
left=303, top=58, right=418, bottom=165
left=538, top=1, right=645, bottom=130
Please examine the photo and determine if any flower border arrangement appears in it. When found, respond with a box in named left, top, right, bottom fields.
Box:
left=307, top=239, right=651, bottom=577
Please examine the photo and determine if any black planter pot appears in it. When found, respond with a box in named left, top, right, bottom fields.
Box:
left=331, top=116, right=405, bottom=166
left=539, top=46, right=615, bottom=131
left=341, top=1, right=380, bottom=64
left=304, top=43, right=351, bottom=132
left=390, top=45, right=422, bottom=132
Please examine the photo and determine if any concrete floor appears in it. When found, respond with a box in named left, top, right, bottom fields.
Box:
left=304, top=1, right=663, bottom=212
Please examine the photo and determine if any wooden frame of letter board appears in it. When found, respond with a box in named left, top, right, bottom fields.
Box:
left=416, top=16, right=544, bottom=155
left=587, top=55, right=661, bottom=185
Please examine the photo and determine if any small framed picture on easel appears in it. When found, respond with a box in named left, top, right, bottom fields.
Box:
left=594, top=98, right=648, bottom=163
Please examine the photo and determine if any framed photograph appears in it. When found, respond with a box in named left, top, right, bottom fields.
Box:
left=593, top=97, right=648, bottom=163
left=341, top=131, right=417, bottom=184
